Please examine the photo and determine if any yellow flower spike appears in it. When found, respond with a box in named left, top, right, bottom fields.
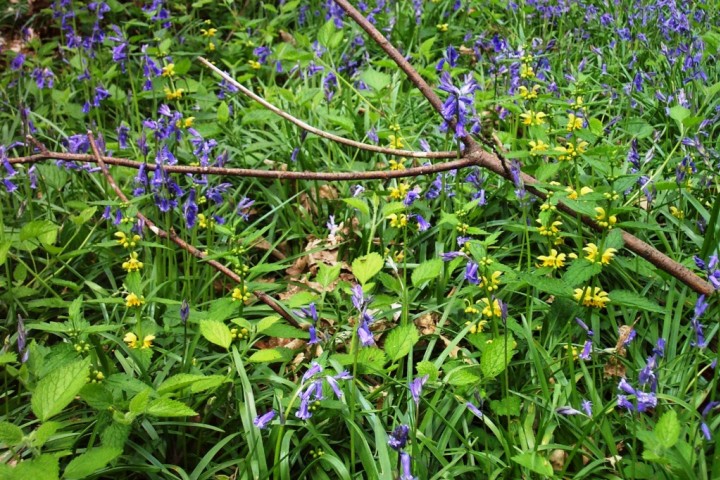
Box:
left=464, top=305, right=479, bottom=314
left=232, top=286, right=250, bottom=302
left=468, top=320, right=488, bottom=334
left=207, top=41, right=216, bottom=52
left=601, top=247, right=617, bottom=265
left=583, top=243, right=599, bottom=263
left=123, top=332, right=138, bottom=348
left=670, top=206, right=685, bottom=219
left=566, top=113, right=584, bottom=131
left=164, top=87, right=184, bottom=101
left=248, top=60, right=261, bottom=69
left=537, top=249, right=566, bottom=269
left=520, top=110, right=547, bottom=126
left=387, top=213, right=408, bottom=228
left=141, top=335, right=155, bottom=349
left=480, top=271, right=503, bottom=291
left=122, top=251, right=144, bottom=272
left=125, top=292, right=145, bottom=308
left=115, top=231, right=129, bottom=247
left=575, top=140, right=589, bottom=155
left=478, top=297, right=503, bottom=318
left=519, top=85, right=540, bottom=100
left=573, top=286, right=610, bottom=309
left=565, top=186, right=578, bottom=200
left=529, top=139, right=548, bottom=155
left=200, top=27, right=217, bottom=37
left=437, top=23, right=449, bottom=32
left=389, top=183, right=410, bottom=200
left=388, top=135, right=404, bottom=150
left=520, top=64, right=535, bottom=79
left=579, top=186, right=594, bottom=196
left=161, top=63, right=175, bottom=77
left=388, top=159, right=405, bottom=171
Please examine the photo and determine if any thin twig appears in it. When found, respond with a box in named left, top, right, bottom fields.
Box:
left=334, top=0, right=714, bottom=297
left=85, top=131, right=302, bottom=328
left=9, top=149, right=477, bottom=181
left=197, top=57, right=458, bottom=159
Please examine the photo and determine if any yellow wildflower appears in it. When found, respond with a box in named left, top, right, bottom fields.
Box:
left=115, top=231, right=141, bottom=248
left=520, top=110, right=547, bottom=126
left=537, top=218, right=562, bottom=236
left=604, top=190, right=620, bottom=201
left=594, top=207, right=617, bottom=229
left=583, top=243, right=599, bottom=262
left=389, top=183, right=410, bottom=200
left=519, top=85, right=540, bottom=100
left=248, top=60, right=261, bottom=69
left=467, top=320, right=488, bottom=334
left=520, top=64, right=535, bottom=79
left=161, top=63, right=175, bottom=77
left=198, top=213, right=214, bottom=229
left=122, top=251, right=144, bottom=272
left=200, top=27, right=217, bottom=37
left=388, top=213, right=408, bottom=228
left=142, top=335, right=155, bottom=349
left=600, top=247, right=618, bottom=265
left=230, top=327, right=249, bottom=340
left=478, top=297, right=503, bottom=318
left=573, top=286, right=610, bottom=309
left=207, top=41, right=216, bottom=52
left=125, top=292, right=145, bottom=308
left=124, top=332, right=138, bottom=348
left=437, top=23, right=449, bottom=32
left=232, top=286, right=251, bottom=302
left=388, top=159, right=405, bottom=171
left=164, top=87, right=184, bottom=101
left=529, top=139, right=548, bottom=155
left=566, top=113, right=584, bottom=131
left=388, top=135, right=404, bottom=149
left=670, top=206, right=684, bottom=219
left=480, top=271, right=503, bottom=291
left=176, top=116, right=195, bottom=129
left=537, top=249, right=566, bottom=269
left=571, top=96, right=585, bottom=110
left=389, top=123, right=401, bottom=132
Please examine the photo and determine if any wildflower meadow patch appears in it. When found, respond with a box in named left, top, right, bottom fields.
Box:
left=0, top=0, right=718, bottom=478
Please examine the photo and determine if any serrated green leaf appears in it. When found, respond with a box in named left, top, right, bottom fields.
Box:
left=384, top=324, right=420, bottom=361
left=247, top=348, right=292, bottom=363
left=70, top=206, right=97, bottom=225
left=655, top=409, right=680, bottom=449
left=217, top=101, right=230, bottom=123
left=100, top=422, right=131, bottom=449
left=447, top=367, right=481, bottom=386
left=31, top=357, right=91, bottom=422
left=481, top=336, right=515, bottom=379
left=80, top=383, right=113, bottom=410
left=157, top=374, right=208, bottom=395
left=352, top=253, right=384, bottom=285
left=0, top=240, right=11, bottom=265
left=5, top=454, right=59, bottom=479
left=416, top=361, right=439, bottom=382
left=381, top=201, right=405, bottom=217
left=190, top=375, right=229, bottom=393
left=261, top=323, right=309, bottom=339
left=31, top=421, right=60, bottom=449
left=63, top=446, right=122, bottom=479
left=331, top=347, right=387, bottom=374
left=19, top=220, right=58, bottom=245
left=490, top=397, right=522, bottom=416
left=360, top=68, right=391, bottom=91
left=521, top=272, right=573, bottom=297
left=562, top=260, right=602, bottom=287
left=200, top=320, right=233, bottom=349
left=343, top=197, right=370, bottom=216
left=609, top=290, right=664, bottom=313
left=0, top=352, right=17, bottom=364
left=317, top=19, right=336, bottom=47
left=411, top=258, right=443, bottom=287
left=0, top=422, right=24, bottom=446
left=146, top=398, right=197, bottom=417
left=129, top=387, right=153, bottom=414
left=511, top=451, right=554, bottom=476
left=317, top=263, right=341, bottom=289
left=669, top=105, right=691, bottom=123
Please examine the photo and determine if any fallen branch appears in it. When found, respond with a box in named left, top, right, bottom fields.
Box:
left=333, top=0, right=714, bottom=297
left=84, top=132, right=302, bottom=329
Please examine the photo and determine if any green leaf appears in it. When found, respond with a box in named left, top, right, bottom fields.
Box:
left=146, top=397, right=197, bottom=417
left=490, top=397, right=522, bottom=416
left=332, top=347, right=387, bottom=374
left=447, top=367, right=481, bottom=387
left=416, top=361, right=439, bottom=382
left=621, top=118, right=653, bottom=138
left=217, top=101, right=230, bottom=123
left=520, top=272, right=573, bottom=297
left=411, top=258, right=443, bottom=287
left=80, top=383, right=113, bottom=410
left=317, top=19, right=336, bottom=47
left=157, top=374, right=207, bottom=395
left=511, top=451, right=554, bottom=476
left=260, top=323, right=309, bottom=339
left=0, top=422, right=23, bottom=446
left=30, top=421, right=60, bottom=448
left=352, top=253, right=384, bottom=285
left=200, top=320, right=233, bottom=349
left=0, top=240, right=11, bottom=265
left=100, top=422, right=131, bottom=449
left=316, top=263, right=341, bottom=289
left=342, top=197, right=370, bottom=216
left=31, top=357, right=91, bottom=422
left=669, top=105, right=691, bottom=123
left=481, top=336, right=515, bottom=379
left=384, top=324, right=420, bottom=361
left=4, top=454, right=59, bottom=480
left=19, top=220, right=58, bottom=245
left=70, top=206, right=97, bottom=225
left=562, top=260, right=602, bottom=287
left=129, top=387, right=153, bottom=414
left=247, top=348, right=292, bottom=363
left=63, top=446, right=122, bottom=479
left=360, top=68, right=391, bottom=91
left=190, top=375, right=229, bottom=393
left=609, top=290, right=664, bottom=313
left=0, top=352, right=17, bottom=365
left=655, top=409, right=680, bottom=449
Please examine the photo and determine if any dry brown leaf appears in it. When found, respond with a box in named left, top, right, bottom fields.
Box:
left=440, top=335, right=461, bottom=358
left=414, top=313, right=438, bottom=335
left=549, top=449, right=567, bottom=471
left=604, top=357, right=626, bottom=379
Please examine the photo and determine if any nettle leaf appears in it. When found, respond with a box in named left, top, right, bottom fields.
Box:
left=31, top=357, right=91, bottom=422
left=0, top=422, right=24, bottom=446
left=562, top=260, right=602, bottom=287
left=411, top=258, right=443, bottom=287
left=609, top=290, right=664, bottom=313
left=63, top=446, right=122, bottom=480
left=521, top=272, right=573, bottom=298
left=490, top=397, right=522, bottom=416
left=481, top=336, right=516, bottom=379
left=200, top=320, right=233, bottom=349
left=343, top=197, right=370, bottom=216
left=360, top=68, right=391, bottom=91
left=247, top=348, right=292, bottom=364
left=316, top=263, right=341, bottom=289
left=655, top=409, right=681, bottom=449
left=446, top=367, right=481, bottom=387
left=146, top=398, right=197, bottom=417
left=384, top=324, right=419, bottom=361
left=511, top=451, right=554, bottom=476
left=352, top=253, right=384, bottom=285
left=217, top=101, right=230, bottom=123
left=31, top=421, right=61, bottom=449
left=0, top=454, right=59, bottom=479
left=416, top=360, right=439, bottom=381
left=332, top=347, right=387, bottom=374
left=157, top=374, right=207, bottom=395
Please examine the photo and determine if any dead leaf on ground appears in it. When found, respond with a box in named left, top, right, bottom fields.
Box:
left=415, top=312, right=438, bottom=335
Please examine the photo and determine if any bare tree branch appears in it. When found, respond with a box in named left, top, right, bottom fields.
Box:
left=85, top=131, right=302, bottom=328
left=333, top=0, right=714, bottom=297
left=198, top=57, right=457, bottom=159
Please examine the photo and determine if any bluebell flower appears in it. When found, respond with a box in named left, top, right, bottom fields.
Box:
left=253, top=410, right=276, bottom=429
left=325, top=371, right=351, bottom=398
left=701, top=401, right=719, bottom=440
left=32, top=67, right=55, bottom=89
left=400, top=452, right=418, bottom=480
left=403, top=187, right=421, bottom=206
left=436, top=46, right=459, bottom=71
left=464, top=261, right=479, bottom=284
left=424, top=174, right=443, bottom=200
left=17, top=315, right=29, bottom=363
left=11, top=53, right=25, bottom=71
left=367, top=127, right=379, bottom=143
left=180, top=299, right=189, bottom=324
left=617, top=378, right=657, bottom=413
left=253, top=46, right=271, bottom=64
left=117, top=125, right=130, bottom=149
left=410, top=375, right=428, bottom=405
left=414, top=214, right=431, bottom=232
left=358, top=320, right=375, bottom=346
left=388, top=425, right=409, bottom=451
left=691, top=295, right=708, bottom=348
left=466, top=402, right=484, bottom=419
left=302, top=362, right=323, bottom=383
left=556, top=406, right=583, bottom=415
left=236, top=197, right=255, bottom=221
left=183, top=189, right=198, bottom=229
left=438, top=72, right=480, bottom=138
left=581, top=399, right=592, bottom=417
